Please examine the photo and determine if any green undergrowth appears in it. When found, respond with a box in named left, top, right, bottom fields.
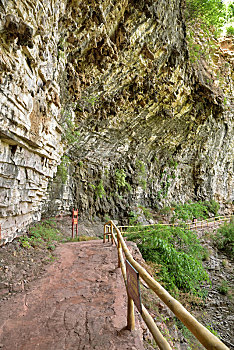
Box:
left=19, top=220, right=100, bottom=250
left=174, top=317, right=218, bottom=350
left=185, top=0, right=226, bottom=30
left=217, top=280, right=230, bottom=296
left=171, top=200, right=219, bottom=222
left=214, top=219, right=234, bottom=258
left=127, top=225, right=210, bottom=297
left=19, top=219, right=63, bottom=250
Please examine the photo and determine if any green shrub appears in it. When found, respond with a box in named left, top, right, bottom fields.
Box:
left=203, top=200, right=220, bottom=216
left=226, top=26, right=234, bottom=36
left=172, top=200, right=219, bottom=222
left=128, top=210, right=140, bottom=226
left=214, top=221, right=234, bottom=258
left=127, top=225, right=209, bottom=296
left=217, top=280, right=229, bottom=295
left=19, top=220, right=62, bottom=250
left=115, top=169, right=132, bottom=191
left=160, top=206, right=171, bottom=215
left=95, top=180, right=106, bottom=198
left=185, top=0, right=226, bottom=29
left=138, top=206, right=152, bottom=220
left=227, top=3, right=234, bottom=21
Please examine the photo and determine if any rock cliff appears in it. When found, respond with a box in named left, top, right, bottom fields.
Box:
left=0, top=1, right=64, bottom=243
left=0, top=0, right=233, bottom=243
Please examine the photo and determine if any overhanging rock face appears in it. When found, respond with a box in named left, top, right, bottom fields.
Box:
left=0, top=1, right=64, bottom=244
left=0, top=0, right=233, bottom=243
left=58, top=0, right=233, bottom=219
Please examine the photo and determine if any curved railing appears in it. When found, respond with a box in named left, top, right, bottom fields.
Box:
left=103, top=220, right=229, bottom=350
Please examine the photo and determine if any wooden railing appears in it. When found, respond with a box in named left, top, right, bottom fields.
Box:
left=103, top=220, right=229, bottom=350
left=117, top=215, right=232, bottom=235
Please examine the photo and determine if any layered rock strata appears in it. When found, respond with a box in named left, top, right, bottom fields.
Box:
left=0, top=0, right=233, bottom=242
left=60, top=0, right=233, bottom=220
left=0, top=1, right=64, bottom=244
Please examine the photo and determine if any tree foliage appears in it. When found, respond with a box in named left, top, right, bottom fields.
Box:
left=185, top=0, right=226, bottom=29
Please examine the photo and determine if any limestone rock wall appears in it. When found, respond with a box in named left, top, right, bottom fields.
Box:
left=59, top=0, right=233, bottom=220
left=0, top=0, right=233, bottom=243
left=0, top=1, right=65, bottom=244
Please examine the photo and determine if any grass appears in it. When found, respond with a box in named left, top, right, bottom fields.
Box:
left=19, top=220, right=100, bottom=254
left=217, top=280, right=229, bottom=295
left=19, top=219, right=63, bottom=250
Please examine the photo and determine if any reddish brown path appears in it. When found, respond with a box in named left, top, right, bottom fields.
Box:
left=0, top=241, right=144, bottom=350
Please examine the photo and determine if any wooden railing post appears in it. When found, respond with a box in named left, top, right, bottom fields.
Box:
left=120, top=226, right=123, bottom=239
left=111, top=222, right=114, bottom=245
left=103, top=220, right=229, bottom=350
left=103, top=225, right=106, bottom=243
left=117, top=234, right=121, bottom=268
left=127, top=294, right=135, bottom=331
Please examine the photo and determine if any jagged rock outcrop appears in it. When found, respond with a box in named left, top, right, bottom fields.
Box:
left=0, top=0, right=233, bottom=243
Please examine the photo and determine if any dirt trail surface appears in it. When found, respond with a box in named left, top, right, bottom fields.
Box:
left=0, top=240, right=144, bottom=350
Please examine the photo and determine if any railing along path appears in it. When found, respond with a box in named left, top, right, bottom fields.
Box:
left=118, top=215, right=232, bottom=235
left=103, top=220, right=229, bottom=350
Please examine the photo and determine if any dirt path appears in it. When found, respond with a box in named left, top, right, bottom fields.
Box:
left=0, top=240, right=144, bottom=350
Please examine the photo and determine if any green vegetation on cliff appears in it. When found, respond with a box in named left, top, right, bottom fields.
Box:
left=185, top=0, right=226, bottom=29
left=56, top=155, right=70, bottom=184
left=185, top=0, right=233, bottom=67
left=214, top=219, right=234, bottom=258
left=127, top=200, right=221, bottom=296
left=127, top=225, right=209, bottom=296
left=19, top=220, right=62, bottom=250
left=171, top=200, right=219, bottom=222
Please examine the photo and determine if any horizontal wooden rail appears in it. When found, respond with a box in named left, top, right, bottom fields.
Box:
left=103, top=220, right=229, bottom=350
left=118, top=215, right=232, bottom=235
